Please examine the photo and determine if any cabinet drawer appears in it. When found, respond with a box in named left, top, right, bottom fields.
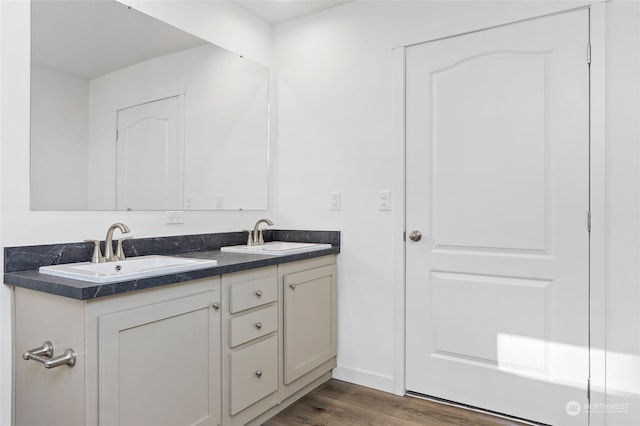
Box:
left=229, top=335, right=278, bottom=416
left=230, top=305, right=277, bottom=348
left=229, top=275, right=277, bottom=313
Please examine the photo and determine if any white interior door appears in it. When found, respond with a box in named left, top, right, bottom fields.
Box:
left=116, top=95, right=183, bottom=211
left=405, top=10, right=590, bottom=425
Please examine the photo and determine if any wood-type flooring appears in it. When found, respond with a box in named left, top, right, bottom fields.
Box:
left=263, top=379, right=530, bottom=426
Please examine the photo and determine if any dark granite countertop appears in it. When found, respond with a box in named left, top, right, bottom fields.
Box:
left=4, top=230, right=340, bottom=300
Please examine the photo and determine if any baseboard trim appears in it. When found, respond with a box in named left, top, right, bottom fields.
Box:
left=332, top=366, right=396, bottom=394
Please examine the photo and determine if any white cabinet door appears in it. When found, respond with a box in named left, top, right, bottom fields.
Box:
left=283, top=264, right=337, bottom=385
left=99, top=290, right=221, bottom=426
left=405, top=9, right=589, bottom=425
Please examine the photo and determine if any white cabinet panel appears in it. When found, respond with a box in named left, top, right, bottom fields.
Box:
left=99, top=291, right=221, bottom=426
left=283, top=264, right=337, bottom=385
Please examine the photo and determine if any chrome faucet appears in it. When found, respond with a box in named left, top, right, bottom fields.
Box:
left=104, top=222, right=131, bottom=262
left=248, top=218, right=273, bottom=246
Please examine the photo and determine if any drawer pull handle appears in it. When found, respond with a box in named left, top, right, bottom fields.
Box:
left=255, top=290, right=263, bottom=297
left=255, top=322, right=263, bottom=329
left=23, top=341, right=76, bottom=369
left=255, top=370, right=263, bottom=378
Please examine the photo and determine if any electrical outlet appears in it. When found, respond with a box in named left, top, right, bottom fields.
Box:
left=165, top=211, right=184, bottom=224
left=330, top=192, right=341, bottom=211
left=378, top=190, right=391, bottom=211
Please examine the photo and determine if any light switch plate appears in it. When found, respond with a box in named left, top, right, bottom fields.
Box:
left=330, top=192, right=341, bottom=211
left=378, top=190, right=391, bottom=211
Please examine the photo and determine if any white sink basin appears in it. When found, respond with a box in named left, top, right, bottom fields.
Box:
left=39, top=255, right=218, bottom=283
left=221, top=241, right=332, bottom=256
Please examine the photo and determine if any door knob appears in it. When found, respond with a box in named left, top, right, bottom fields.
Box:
left=408, top=230, right=422, bottom=242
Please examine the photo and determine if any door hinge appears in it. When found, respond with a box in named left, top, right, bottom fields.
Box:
left=403, top=231, right=406, bottom=241
left=587, top=377, right=591, bottom=401
left=587, top=43, right=592, bottom=64
left=587, top=211, right=592, bottom=232
left=115, top=129, right=119, bottom=141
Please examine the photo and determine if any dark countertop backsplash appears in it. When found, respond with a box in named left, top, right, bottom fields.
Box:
left=4, top=229, right=340, bottom=273
left=3, top=230, right=340, bottom=300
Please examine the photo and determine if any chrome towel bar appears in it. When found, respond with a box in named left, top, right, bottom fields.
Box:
left=23, top=341, right=76, bottom=369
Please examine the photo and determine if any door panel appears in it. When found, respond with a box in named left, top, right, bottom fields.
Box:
left=432, top=52, right=548, bottom=252
left=432, top=272, right=550, bottom=372
left=116, top=95, right=183, bottom=210
left=405, top=10, right=589, bottom=425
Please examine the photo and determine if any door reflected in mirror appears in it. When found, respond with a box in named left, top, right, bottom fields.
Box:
left=30, top=0, right=269, bottom=211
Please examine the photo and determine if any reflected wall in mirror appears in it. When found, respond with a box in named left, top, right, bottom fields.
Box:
left=31, top=0, right=269, bottom=211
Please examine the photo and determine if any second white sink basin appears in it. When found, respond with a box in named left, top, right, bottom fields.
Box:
left=39, top=255, right=218, bottom=283
left=221, top=241, right=332, bottom=256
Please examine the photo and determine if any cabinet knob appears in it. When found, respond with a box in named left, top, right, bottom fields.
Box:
left=255, top=322, right=263, bottom=329
left=289, top=283, right=296, bottom=290
left=211, top=302, right=220, bottom=310
left=255, top=290, right=263, bottom=297
left=255, top=370, right=263, bottom=378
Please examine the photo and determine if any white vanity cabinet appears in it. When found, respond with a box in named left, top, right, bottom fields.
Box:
left=13, top=277, right=222, bottom=426
left=12, top=254, right=337, bottom=426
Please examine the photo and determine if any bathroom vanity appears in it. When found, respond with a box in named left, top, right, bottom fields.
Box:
left=5, top=230, right=339, bottom=426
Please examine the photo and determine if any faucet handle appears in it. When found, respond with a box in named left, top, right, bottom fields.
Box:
left=84, top=240, right=103, bottom=263
left=244, top=230, right=254, bottom=246
left=115, top=237, right=132, bottom=261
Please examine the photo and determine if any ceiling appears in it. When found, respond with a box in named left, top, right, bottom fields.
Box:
left=32, top=1, right=207, bottom=79
left=231, top=0, right=353, bottom=25
left=31, top=0, right=353, bottom=80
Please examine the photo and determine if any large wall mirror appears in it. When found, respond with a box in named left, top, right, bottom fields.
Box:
left=31, top=0, right=269, bottom=211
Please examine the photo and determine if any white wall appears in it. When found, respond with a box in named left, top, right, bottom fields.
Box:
left=30, top=66, right=89, bottom=210
left=605, top=2, right=640, bottom=424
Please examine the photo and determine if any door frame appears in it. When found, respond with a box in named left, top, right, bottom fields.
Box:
left=391, top=4, right=606, bottom=425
